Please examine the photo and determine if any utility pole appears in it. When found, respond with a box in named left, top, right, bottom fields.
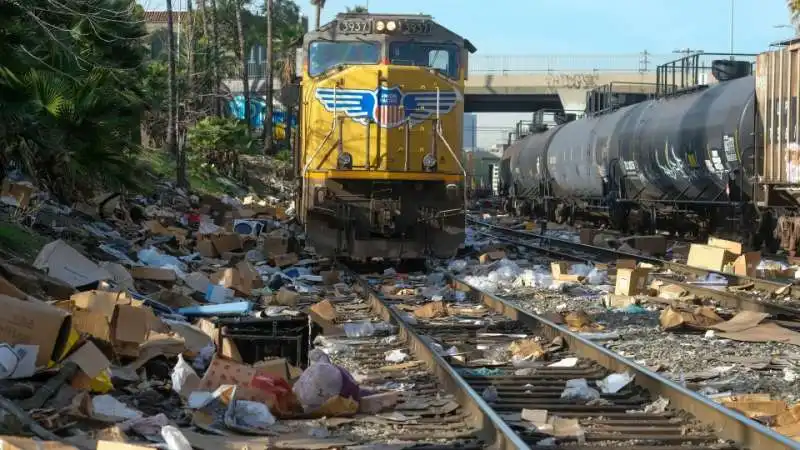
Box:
left=730, top=0, right=735, bottom=54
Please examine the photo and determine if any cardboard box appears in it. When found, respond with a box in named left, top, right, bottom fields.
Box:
left=0, top=294, right=71, bottom=366
left=687, top=244, right=737, bottom=272
left=211, top=233, right=243, bottom=254
left=579, top=229, right=598, bottom=245
left=726, top=251, right=762, bottom=277
left=0, top=436, right=79, bottom=449
left=707, top=236, right=743, bottom=255
left=479, top=251, right=506, bottom=264
left=33, top=240, right=112, bottom=288
left=0, top=180, right=35, bottom=209
left=196, top=238, right=219, bottom=258
left=619, top=235, right=667, bottom=255
left=615, top=268, right=651, bottom=296
left=70, top=290, right=152, bottom=357
left=273, top=253, right=299, bottom=268
left=262, top=231, right=290, bottom=257
left=550, top=262, right=584, bottom=282
left=198, top=356, right=290, bottom=405
left=129, top=267, right=176, bottom=282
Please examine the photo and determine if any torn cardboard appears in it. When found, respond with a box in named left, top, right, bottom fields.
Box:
left=34, top=240, right=112, bottom=288
left=0, top=294, right=71, bottom=366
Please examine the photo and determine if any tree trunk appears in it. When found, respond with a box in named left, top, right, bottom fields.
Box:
left=178, top=0, right=194, bottom=188
left=208, top=0, right=222, bottom=117
left=235, top=2, right=251, bottom=136
left=263, top=0, right=274, bottom=154
left=166, top=0, right=178, bottom=159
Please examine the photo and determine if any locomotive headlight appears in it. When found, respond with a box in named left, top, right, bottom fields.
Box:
left=422, top=153, right=437, bottom=171
left=375, top=21, right=385, bottom=31
left=337, top=152, right=353, bottom=169
left=386, top=21, right=397, bottom=31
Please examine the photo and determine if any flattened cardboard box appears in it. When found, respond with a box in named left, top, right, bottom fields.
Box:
left=0, top=294, right=71, bottom=366
left=33, top=240, right=111, bottom=288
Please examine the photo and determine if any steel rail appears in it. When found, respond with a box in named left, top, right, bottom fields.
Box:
left=448, top=274, right=800, bottom=450
left=337, top=263, right=531, bottom=450
left=468, top=217, right=800, bottom=319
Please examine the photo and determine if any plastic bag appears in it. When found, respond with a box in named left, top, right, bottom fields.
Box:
left=171, top=354, right=200, bottom=398
left=232, top=400, right=276, bottom=428
left=293, top=362, right=360, bottom=412
left=560, top=378, right=600, bottom=403
left=161, top=425, right=192, bottom=450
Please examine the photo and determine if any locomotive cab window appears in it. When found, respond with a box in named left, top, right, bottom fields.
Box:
left=389, top=42, right=460, bottom=78
left=308, top=41, right=381, bottom=77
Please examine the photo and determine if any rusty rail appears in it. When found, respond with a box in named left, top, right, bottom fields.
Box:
left=468, top=217, right=800, bottom=320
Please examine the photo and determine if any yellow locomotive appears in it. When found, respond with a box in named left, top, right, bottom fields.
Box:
left=295, top=12, right=475, bottom=259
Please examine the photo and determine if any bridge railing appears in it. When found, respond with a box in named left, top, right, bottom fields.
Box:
left=467, top=52, right=676, bottom=75
left=230, top=52, right=698, bottom=78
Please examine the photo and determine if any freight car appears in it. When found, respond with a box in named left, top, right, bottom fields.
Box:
left=294, top=12, right=475, bottom=259
left=501, top=43, right=800, bottom=253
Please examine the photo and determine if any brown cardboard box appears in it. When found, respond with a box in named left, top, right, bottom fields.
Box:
left=1, top=180, right=35, bottom=209
left=196, top=238, right=219, bottom=258
left=614, top=268, right=651, bottom=296
left=129, top=267, right=176, bottom=282
left=0, top=436, right=79, bottom=449
left=262, top=231, right=290, bottom=257
left=619, top=235, right=667, bottom=255
left=198, top=355, right=290, bottom=405
left=273, top=253, right=299, bottom=268
left=687, top=244, right=737, bottom=272
left=579, top=228, right=598, bottom=245
left=726, top=251, right=762, bottom=277
left=616, top=259, right=638, bottom=270
left=0, top=294, right=71, bottom=366
left=211, top=233, right=243, bottom=254
left=707, top=236, right=743, bottom=255
left=321, top=270, right=340, bottom=285
left=70, top=290, right=152, bottom=357
left=479, top=251, right=506, bottom=264
left=550, top=262, right=584, bottom=282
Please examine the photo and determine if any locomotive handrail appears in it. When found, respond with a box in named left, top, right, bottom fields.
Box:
left=301, top=87, right=339, bottom=178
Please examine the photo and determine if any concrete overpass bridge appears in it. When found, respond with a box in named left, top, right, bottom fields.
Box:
left=224, top=52, right=689, bottom=114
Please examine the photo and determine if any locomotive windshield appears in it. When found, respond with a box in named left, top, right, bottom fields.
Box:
left=389, top=42, right=460, bottom=78
left=308, top=41, right=381, bottom=76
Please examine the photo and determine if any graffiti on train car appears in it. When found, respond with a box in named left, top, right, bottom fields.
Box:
left=228, top=95, right=297, bottom=139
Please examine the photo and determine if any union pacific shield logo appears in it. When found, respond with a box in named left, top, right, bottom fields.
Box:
left=315, top=86, right=461, bottom=128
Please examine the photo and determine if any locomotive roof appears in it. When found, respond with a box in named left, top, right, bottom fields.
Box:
left=307, top=12, right=476, bottom=53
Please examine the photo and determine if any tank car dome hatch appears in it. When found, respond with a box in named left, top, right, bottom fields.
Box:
left=711, top=60, right=752, bottom=82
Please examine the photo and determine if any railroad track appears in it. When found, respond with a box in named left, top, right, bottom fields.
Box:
left=314, top=266, right=520, bottom=449
left=331, top=261, right=799, bottom=449
left=467, top=216, right=800, bottom=321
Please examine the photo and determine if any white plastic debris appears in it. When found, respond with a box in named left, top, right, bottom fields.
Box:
left=171, top=354, right=201, bottom=397
left=161, top=425, right=192, bottom=450
left=596, top=372, right=634, bottom=394
left=385, top=349, right=409, bottom=363
left=560, top=378, right=600, bottom=403
left=448, top=259, right=468, bottom=272
left=92, top=395, right=144, bottom=422
left=548, top=357, right=578, bottom=368
left=232, top=400, right=276, bottom=428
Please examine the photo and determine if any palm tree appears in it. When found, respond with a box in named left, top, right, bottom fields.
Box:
left=235, top=0, right=251, bottom=136
left=790, top=0, right=800, bottom=30
left=310, top=0, right=325, bottom=30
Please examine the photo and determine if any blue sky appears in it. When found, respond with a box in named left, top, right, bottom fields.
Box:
left=139, top=0, right=797, bottom=55
left=138, top=0, right=797, bottom=147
